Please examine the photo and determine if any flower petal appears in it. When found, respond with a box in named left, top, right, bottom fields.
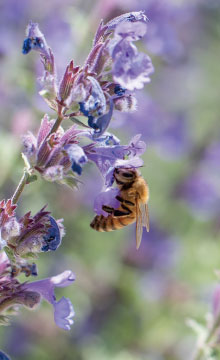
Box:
left=54, top=297, right=75, bottom=331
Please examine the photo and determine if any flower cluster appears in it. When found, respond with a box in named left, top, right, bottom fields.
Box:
left=0, top=200, right=64, bottom=258
left=0, top=10, right=153, bottom=339
left=0, top=252, right=74, bottom=331
left=22, top=12, right=153, bottom=138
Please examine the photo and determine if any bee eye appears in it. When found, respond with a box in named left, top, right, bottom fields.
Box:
left=122, top=172, right=133, bottom=178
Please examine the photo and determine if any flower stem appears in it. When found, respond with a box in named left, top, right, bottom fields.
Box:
left=192, top=312, right=220, bottom=360
left=11, top=171, right=28, bottom=204
left=49, top=115, right=63, bottom=135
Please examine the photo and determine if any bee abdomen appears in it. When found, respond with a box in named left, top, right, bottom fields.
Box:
left=90, top=214, right=136, bottom=232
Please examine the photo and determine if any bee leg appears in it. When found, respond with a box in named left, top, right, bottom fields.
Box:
left=102, top=204, right=132, bottom=217
left=102, top=205, right=115, bottom=214
left=116, top=196, right=135, bottom=206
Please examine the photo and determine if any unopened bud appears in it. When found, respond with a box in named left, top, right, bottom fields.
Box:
left=114, top=95, right=137, bottom=112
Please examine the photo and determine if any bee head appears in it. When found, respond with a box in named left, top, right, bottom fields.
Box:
left=114, top=168, right=137, bottom=183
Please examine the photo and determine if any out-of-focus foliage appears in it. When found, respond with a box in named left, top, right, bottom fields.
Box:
left=0, top=0, right=220, bottom=359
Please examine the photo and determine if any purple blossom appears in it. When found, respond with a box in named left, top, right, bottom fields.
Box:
left=0, top=252, right=9, bottom=276
left=94, top=188, right=120, bottom=216
left=105, top=11, right=148, bottom=32
left=22, top=114, right=83, bottom=182
left=0, top=351, right=10, bottom=360
left=0, top=204, right=64, bottom=258
left=41, top=216, right=62, bottom=252
left=22, top=22, right=50, bottom=58
left=180, top=171, right=220, bottom=220
left=25, top=270, right=75, bottom=330
left=0, top=200, right=19, bottom=250
left=109, top=21, right=154, bottom=91
left=66, top=144, right=88, bottom=176
left=0, top=254, right=41, bottom=315
left=213, top=285, right=220, bottom=319
left=85, top=134, right=146, bottom=186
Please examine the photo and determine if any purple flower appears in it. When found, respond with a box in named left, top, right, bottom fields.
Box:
left=0, top=200, right=20, bottom=249
left=0, top=351, right=10, bottom=360
left=66, top=144, right=88, bottom=176
left=0, top=255, right=41, bottom=316
left=105, top=11, right=148, bottom=32
left=22, top=22, right=50, bottom=58
left=0, top=252, right=9, bottom=276
left=25, top=270, right=75, bottom=330
left=94, top=188, right=120, bottom=216
left=41, top=216, right=62, bottom=252
left=85, top=134, right=145, bottom=186
left=180, top=171, right=220, bottom=220
left=22, top=114, right=84, bottom=182
left=109, top=21, right=154, bottom=91
left=0, top=205, right=64, bottom=258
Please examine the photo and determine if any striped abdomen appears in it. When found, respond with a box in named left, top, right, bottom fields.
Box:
left=90, top=213, right=136, bottom=232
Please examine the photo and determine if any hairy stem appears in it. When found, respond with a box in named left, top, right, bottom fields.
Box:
left=48, top=115, right=63, bottom=135
left=192, top=312, right=220, bottom=360
left=11, top=171, right=29, bottom=205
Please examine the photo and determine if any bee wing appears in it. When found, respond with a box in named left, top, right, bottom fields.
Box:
left=143, top=203, right=150, bottom=232
left=135, top=197, right=143, bottom=250
left=136, top=199, right=150, bottom=250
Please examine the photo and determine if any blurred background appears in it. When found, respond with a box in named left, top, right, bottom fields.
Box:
left=0, top=0, right=220, bottom=359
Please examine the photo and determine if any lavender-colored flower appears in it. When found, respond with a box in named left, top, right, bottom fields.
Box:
left=180, top=140, right=220, bottom=220
left=41, top=216, right=61, bottom=252
left=0, top=200, right=19, bottom=250
left=22, top=22, right=57, bottom=110
left=94, top=188, right=120, bottom=217
left=108, top=21, right=154, bottom=91
left=22, top=22, right=50, bottom=58
left=22, top=114, right=83, bottom=183
left=180, top=171, right=220, bottom=220
left=86, top=134, right=145, bottom=188
left=0, top=254, right=41, bottom=318
left=25, top=270, right=75, bottom=330
left=0, top=351, right=10, bottom=360
left=1, top=205, right=64, bottom=258
left=66, top=144, right=88, bottom=176
left=85, top=134, right=146, bottom=184
left=0, top=252, right=10, bottom=276
left=22, top=14, right=153, bottom=139
left=213, top=285, right=220, bottom=318
left=105, top=11, right=148, bottom=32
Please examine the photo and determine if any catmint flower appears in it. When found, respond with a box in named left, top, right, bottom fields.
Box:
left=0, top=200, right=19, bottom=250
left=84, top=134, right=146, bottom=185
left=0, top=254, right=41, bottom=317
left=213, top=285, right=220, bottom=318
left=0, top=351, right=10, bottom=360
left=108, top=21, right=154, bottom=91
left=22, top=22, right=57, bottom=110
left=24, top=270, right=75, bottom=330
left=22, top=22, right=50, bottom=58
left=0, top=254, right=74, bottom=330
left=22, top=114, right=85, bottom=183
left=94, top=188, right=120, bottom=217
left=1, top=205, right=64, bottom=258
left=66, top=144, right=88, bottom=176
left=105, top=11, right=148, bottom=31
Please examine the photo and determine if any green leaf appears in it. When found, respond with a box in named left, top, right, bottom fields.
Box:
left=59, top=175, right=81, bottom=190
left=4, top=246, right=15, bottom=264
left=26, top=174, right=38, bottom=184
left=69, top=116, right=90, bottom=128
left=22, top=252, right=38, bottom=260
left=0, top=315, right=11, bottom=326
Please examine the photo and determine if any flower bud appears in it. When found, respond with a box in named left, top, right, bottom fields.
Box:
left=114, top=95, right=137, bottom=112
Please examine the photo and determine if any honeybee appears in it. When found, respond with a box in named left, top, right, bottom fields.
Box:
left=90, top=168, right=149, bottom=249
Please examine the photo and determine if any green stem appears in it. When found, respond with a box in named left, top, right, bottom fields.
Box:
left=193, top=312, right=220, bottom=360
left=48, top=115, right=63, bottom=135
left=11, top=171, right=28, bottom=205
